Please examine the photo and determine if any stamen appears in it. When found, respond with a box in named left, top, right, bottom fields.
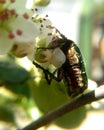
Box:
left=41, top=24, right=44, bottom=27
left=23, top=13, right=29, bottom=19
left=45, top=14, right=48, bottom=17
left=39, top=19, right=43, bottom=23
left=35, top=8, right=38, bottom=11
left=43, top=18, right=46, bottom=21
left=0, top=9, right=9, bottom=21
left=16, top=29, right=22, bottom=36
left=10, top=0, right=15, bottom=3
left=48, top=33, right=52, bottom=36
left=8, top=32, right=15, bottom=39
left=10, top=9, right=16, bottom=15
left=0, top=0, right=6, bottom=4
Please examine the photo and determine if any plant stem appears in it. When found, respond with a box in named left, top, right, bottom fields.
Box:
left=19, top=85, right=104, bottom=130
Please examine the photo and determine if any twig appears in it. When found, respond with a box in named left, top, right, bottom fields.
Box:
left=19, top=85, right=104, bottom=130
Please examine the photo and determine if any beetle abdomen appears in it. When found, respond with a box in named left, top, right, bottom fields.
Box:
left=63, top=64, right=86, bottom=97
left=61, top=40, right=87, bottom=97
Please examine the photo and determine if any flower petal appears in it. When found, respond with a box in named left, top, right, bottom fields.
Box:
left=0, top=30, right=13, bottom=54
left=36, top=18, right=53, bottom=46
left=9, top=16, right=39, bottom=43
left=9, top=0, right=28, bottom=14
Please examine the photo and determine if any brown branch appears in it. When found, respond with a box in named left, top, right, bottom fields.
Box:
left=19, top=85, right=104, bottom=130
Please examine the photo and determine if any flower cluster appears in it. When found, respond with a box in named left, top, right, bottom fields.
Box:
left=33, top=15, right=66, bottom=68
left=0, top=0, right=66, bottom=68
left=0, top=0, right=39, bottom=57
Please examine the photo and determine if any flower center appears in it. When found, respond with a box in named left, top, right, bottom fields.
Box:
left=0, top=0, right=30, bottom=40
left=0, top=9, right=16, bottom=21
left=0, top=0, right=17, bottom=25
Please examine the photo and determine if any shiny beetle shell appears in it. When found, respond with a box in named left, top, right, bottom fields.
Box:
left=59, top=39, right=88, bottom=97
left=33, top=27, right=88, bottom=97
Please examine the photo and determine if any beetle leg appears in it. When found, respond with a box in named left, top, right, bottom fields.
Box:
left=44, top=69, right=63, bottom=84
left=33, top=61, right=62, bottom=84
left=57, top=68, right=64, bottom=81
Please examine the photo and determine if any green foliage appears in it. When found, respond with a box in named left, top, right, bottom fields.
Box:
left=31, top=76, right=86, bottom=129
left=0, top=58, right=31, bottom=98
left=0, top=56, right=33, bottom=126
left=0, top=105, right=15, bottom=123
left=31, top=78, right=69, bottom=112
left=6, top=83, right=30, bottom=98
left=0, top=60, right=30, bottom=85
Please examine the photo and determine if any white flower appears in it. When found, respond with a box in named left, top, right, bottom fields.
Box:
left=0, top=0, right=39, bottom=55
left=0, top=29, right=13, bottom=54
left=11, top=42, right=35, bottom=60
left=35, top=47, right=66, bottom=68
left=9, top=15, right=39, bottom=43
left=33, top=15, right=56, bottom=47
left=33, top=15, right=66, bottom=68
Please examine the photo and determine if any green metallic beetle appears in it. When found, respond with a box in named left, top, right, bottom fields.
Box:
left=33, top=28, right=88, bottom=97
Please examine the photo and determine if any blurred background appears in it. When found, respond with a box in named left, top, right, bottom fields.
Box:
left=0, top=0, right=104, bottom=130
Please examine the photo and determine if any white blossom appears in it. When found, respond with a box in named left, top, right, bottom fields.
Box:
left=32, top=14, right=66, bottom=67
left=0, top=0, right=39, bottom=55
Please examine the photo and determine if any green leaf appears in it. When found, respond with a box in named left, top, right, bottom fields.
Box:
left=31, top=77, right=86, bottom=129
left=0, top=105, right=14, bottom=123
left=6, top=83, right=30, bottom=98
left=0, top=60, right=30, bottom=84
